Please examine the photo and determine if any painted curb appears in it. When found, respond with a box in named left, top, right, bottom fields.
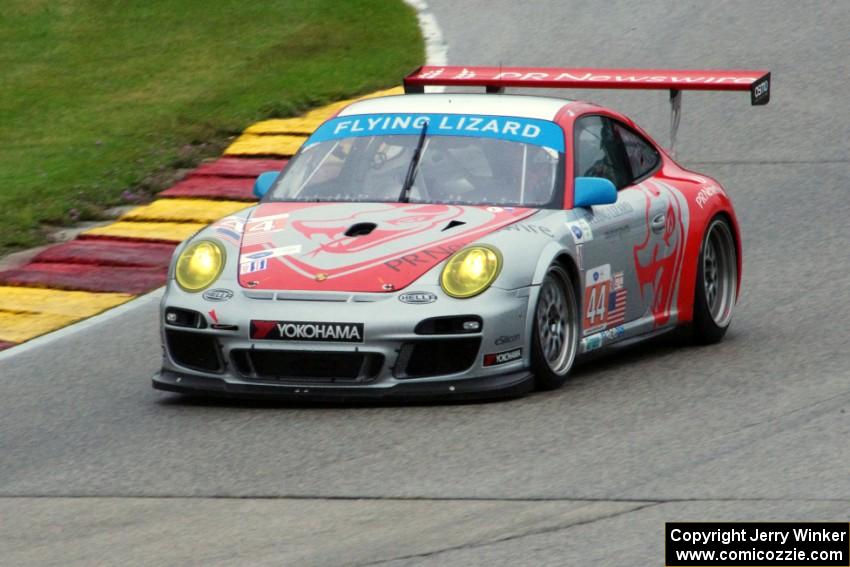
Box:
left=0, top=87, right=404, bottom=348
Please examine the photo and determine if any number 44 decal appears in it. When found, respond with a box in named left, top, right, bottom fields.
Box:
left=583, top=264, right=611, bottom=335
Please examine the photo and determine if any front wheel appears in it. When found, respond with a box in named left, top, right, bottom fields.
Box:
left=531, top=265, right=580, bottom=390
left=692, top=218, right=738, bottom=344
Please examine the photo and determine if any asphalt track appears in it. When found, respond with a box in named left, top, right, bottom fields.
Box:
left=2, top=2, right=849, bottom=565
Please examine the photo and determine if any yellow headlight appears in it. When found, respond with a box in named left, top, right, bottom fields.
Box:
left=440, top=245, right=502, bottom=299
left=175, top=239, right=226, bottom=292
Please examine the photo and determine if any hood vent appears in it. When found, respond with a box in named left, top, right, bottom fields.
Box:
left=344, top=222, right=378, bottom=237
left=442, top=220, right=466, bottom=232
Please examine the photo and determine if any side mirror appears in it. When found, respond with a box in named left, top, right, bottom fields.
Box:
left=253, top=171, right=280, bottom=199
left=573, top=177, right=617, bottom=207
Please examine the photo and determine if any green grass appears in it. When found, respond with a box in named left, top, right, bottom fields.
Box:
left=0, top=0, right=422, bottom=253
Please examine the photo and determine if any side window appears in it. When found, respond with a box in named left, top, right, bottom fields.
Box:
left=613, top=122, right=660, bottom=182
left=574, top=116, right=631, bottom=189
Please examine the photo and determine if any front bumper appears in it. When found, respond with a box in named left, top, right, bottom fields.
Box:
left=156, top=284, right=536, bottom=401
left=153, top=367, right=533, bottom=402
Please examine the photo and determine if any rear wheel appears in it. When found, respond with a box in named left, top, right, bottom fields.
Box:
left=692, top=218, right=738, bottom=344
left=531, top=265, right=579, bottom=390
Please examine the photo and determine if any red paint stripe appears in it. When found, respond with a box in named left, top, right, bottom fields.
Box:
left=160, top=175, right=256, bottom=201
left=0, top=341, right=17, bottom=351
left=192, top=157, right=288, bottom=178
left=32, top=240, right=176, bottom=268
left=0, top=263, right=167, bottom=294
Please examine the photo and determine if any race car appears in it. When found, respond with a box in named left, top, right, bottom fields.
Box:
left=153, top=65, right=770, bottom=400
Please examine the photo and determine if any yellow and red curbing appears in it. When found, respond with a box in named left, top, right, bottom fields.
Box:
left=0, top=86, right=403, bottom=349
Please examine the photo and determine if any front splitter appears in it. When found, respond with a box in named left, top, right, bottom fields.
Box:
left=153, top=368, right=535, bottom=403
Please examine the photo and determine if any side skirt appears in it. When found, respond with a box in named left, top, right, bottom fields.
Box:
left=579, top=314, right=678, bottom=354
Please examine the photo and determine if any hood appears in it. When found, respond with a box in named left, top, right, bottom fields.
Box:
left=232, top=202, right=534, bottom=292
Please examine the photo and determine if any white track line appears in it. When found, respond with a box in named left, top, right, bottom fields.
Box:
left=1, top=5, right=449, bottom=358
left=403, top=0, right=448, bottom=66
left=0, top=288, right=163, bottom=361
left=404, top=0, right=448, bottom=94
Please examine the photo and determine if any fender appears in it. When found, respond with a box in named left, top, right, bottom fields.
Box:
left=675, top=177, right=742, bottom=323
left=531, top=240, right=579, bottom=286
left=523, top=240, right=580, bottom=357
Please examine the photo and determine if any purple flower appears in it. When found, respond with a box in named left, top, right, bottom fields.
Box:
left=121, top=190, right=142, bottom=203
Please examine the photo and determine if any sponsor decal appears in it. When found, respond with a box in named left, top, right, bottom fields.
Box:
left=582, top=335, right=603, bottom=352
left=500, top=223, right=554, bottom=237
left=603, top=225, right=630, bottom=240
left=384, top=242, right=464, bottom=272
left=583, top=265, right=628, bottom=334
left=213, top=216, right=246, bottom=230
left=239, top=244, right=302, bottom=265
left=398, top=291, right=438, bottom=304
left=695, top=185, right=724, bottom=208
left=567, top=219, right=593, bottom=243
left=752, top=75, right=770, bottom=104
left=215, top=228, right=241, bottom=245
left=583, top=264, right=611, bottom=335
left=202, top=288, right=233, bottom=302
left=416, top=67, right=764, bottom=86
left=576, top=244, right=584, bottom=270
left=588, top=202, right=634, bottom=225
left=239, top=258, right=268, bottom=275
left=603, top=325, right=625, bottom=341
left=613, top=271, right=624, bottom=290
left=308, top=113, right=566, bottom=152
left=495, top=71, right=759, bottom=84
left=242, top=213, right=290, bottom=246
left=212, top=216, right=246, bottom=245
left=251, top=320, right=365, bottom=343
left=495, top=334, right=520, bottom=346
left=483, top=347, right=522, bottom=367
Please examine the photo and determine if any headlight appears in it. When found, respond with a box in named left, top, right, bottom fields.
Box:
left=440, top=245, right=502, bottom=298
left=175, top=239, right=226, bottom=292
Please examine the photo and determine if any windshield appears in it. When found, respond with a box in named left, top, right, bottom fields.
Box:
left=267, top=113, right=565, bottom=207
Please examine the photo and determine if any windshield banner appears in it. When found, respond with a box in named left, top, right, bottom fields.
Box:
left=307, top=113, right=565, bottom=152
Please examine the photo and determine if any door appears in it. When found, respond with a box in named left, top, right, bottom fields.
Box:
left=613, top=121, right=689, bottom=329
left=571, top=115, right=672, bottom=339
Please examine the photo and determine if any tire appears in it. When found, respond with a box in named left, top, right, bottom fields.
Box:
left=531, top=264, right=580, bottom=390
left=692, top=217, right=738, bottom=344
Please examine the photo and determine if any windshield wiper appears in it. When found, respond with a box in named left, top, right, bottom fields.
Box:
left=398, top=121, right=428, bottom=203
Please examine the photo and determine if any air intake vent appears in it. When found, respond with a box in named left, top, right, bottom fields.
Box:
left=344, top=222, right=377, bottom=237
left=231, top=350, right=384, bottom=383
left=165, top=330, right=222, bottom=372
left=442, top=220, right=466, bottom=231
left=396, top=338, right=481, bottom=378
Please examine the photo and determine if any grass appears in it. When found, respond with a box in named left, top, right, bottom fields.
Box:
left=0, top=0, right=423, bottom=253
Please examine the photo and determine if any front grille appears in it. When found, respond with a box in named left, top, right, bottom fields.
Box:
left=231, top=349, right=384, bottom=383
left=396, top=338, right=481, bottom=379
left=165, top=329, right=222, bottom=372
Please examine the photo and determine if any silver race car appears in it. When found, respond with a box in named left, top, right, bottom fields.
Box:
left=154, top=65, right=769, bottom=400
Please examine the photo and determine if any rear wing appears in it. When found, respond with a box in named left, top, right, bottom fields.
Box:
left=404, top=66, right=770, bottom=155
left=403, top=66, right=770, bottom=105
